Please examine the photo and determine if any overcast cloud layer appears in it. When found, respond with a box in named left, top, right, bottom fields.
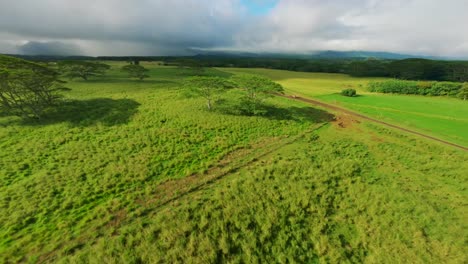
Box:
left=0, top=0, right=467, bottom=57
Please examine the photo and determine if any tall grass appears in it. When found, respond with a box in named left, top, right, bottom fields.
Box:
left=59, top=124, right=468, bottom=263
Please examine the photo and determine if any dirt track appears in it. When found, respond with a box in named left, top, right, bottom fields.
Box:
left=278, top=94, right=468, bottom=152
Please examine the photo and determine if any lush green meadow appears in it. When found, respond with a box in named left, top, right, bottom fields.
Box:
left=222, top=68, right=468, bottom=146
left=1, top=63, right=467, bottom=263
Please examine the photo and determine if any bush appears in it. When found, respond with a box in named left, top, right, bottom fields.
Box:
left=341, top=88, right=357, bottom=97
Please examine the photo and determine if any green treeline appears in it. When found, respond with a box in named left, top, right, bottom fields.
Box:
left=368, top=80, right=466, bottom=98
left=162, top=57, right=468, bottom=82
left=39, top=55, right=468, bottom=82
left=9, top=54, right=468, bottom=82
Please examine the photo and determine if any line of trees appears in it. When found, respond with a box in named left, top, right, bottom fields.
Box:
left=164, top=57, right=468, bottom=82
left=368, top=80, right=468, bottom=99
left=11, top=54, right=468, bottom=82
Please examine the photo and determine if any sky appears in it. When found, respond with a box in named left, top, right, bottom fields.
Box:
left=0, top=0, right=467, bottom=57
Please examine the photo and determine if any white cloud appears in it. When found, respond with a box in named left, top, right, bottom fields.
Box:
left=0, top=0, right=466, bottom=57
left=230, top=0, right=468, bottom=57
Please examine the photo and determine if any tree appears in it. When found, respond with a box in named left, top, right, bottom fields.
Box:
left=341, top=88, right=357, bottom=97
left=231, top=74, right=284, bottom=115
left=121, top=64, right=149, bottom=80
left=458, top=82, right=468, bottom=101
left=0, top=55, right=69, bottom=118
left=183, top=76, right=235, bottom=110
left=58, top=61, right=110, bottom=80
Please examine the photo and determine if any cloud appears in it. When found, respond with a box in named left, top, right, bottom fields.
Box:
left=0, top=0, right=244, bottom=55
left=0, top=0, right=467, bottom=57
left=230, top=0, right=468, bottom=57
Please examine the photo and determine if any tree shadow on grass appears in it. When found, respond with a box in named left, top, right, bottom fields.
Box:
left=332, top=92, right=365, bottom=98
left=216, top=100, right=335, bottom=123
left=262, top=105, right=336, bottom=123
left=21, top=98, right=140, bottom=127
left=175, top=68, right=234, bottom=78
left=75, top=78, right=178, bottom=86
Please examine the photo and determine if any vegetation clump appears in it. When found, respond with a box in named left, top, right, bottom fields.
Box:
left=341, top=88, right=357, bottom=97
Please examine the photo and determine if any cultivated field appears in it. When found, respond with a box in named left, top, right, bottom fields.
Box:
left=1, top=63, right=467, bottom=263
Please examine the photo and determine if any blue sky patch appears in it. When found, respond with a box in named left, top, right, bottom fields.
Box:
left=241, top=0, right=279, bottom=15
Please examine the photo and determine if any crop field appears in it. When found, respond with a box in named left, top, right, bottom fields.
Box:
left=1, top=63, right=467, bottom=263
left=222, top=68, right=468, bottom=146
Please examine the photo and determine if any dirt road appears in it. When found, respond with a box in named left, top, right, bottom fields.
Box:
left=278, top=94, right=468, bottom=151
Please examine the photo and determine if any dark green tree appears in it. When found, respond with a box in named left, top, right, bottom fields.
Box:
left=58, top=61, right=110, bottom=80
left=183, top=76, right=235, bottom=110
left=0, top=55, right=69, bottom=118
left=232, top=74, right=284, bottom=115
left=121, top=64, right=149, bottom=80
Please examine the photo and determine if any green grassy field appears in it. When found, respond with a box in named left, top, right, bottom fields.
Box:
left=1, top=63, right=467, bottom=263
left=221, top=68, right=468, bottom=146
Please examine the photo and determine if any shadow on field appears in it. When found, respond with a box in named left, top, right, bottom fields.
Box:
left=175, top=68, right=233, bottom=78
left=263, top=105, right=335, bottom=123
left=332, top=92, right=365, bottom=98
left=217, top=101, right=335, bottom=123
left=22, top=98, right=140, bottom=127
left=78, top=78, right=178, bottom=86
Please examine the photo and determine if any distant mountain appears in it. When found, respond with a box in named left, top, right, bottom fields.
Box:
left=3, top=50, right=463, bottom=61
left=191, top=49, right=448, bottom=60
left=308, top=50, right=445, bottom=60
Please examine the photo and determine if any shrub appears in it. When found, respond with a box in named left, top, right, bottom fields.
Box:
left=341, top=88, right=357, bottom=97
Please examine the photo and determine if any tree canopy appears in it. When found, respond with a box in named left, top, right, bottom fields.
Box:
left=58, top=61, right=110, bottom=80
left=183, top=76, right=235, bottom=110
left=232, top=74, right=284, bottom=97
left=121, top=64, right=149, bottom=80
left=0, top=55, right=69, bottom=118
left=231, top=74, right=284, bottom=115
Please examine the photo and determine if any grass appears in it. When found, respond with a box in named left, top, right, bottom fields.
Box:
left=1, top=63, right=467, bottom=263
left=221, top=68, right=468, bottom=146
